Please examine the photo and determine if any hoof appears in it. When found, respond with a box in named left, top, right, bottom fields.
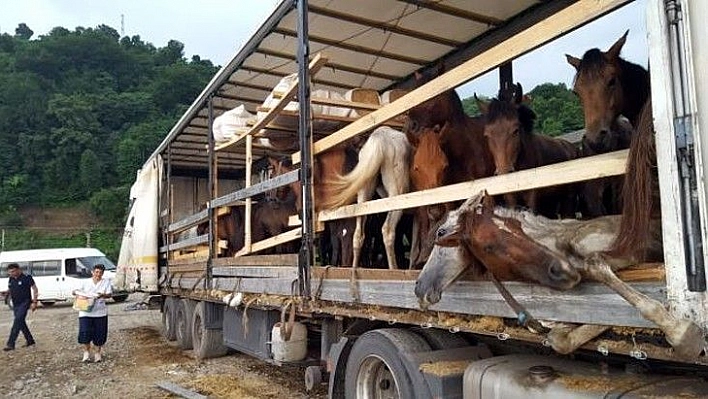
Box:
left=666, top=320, right=705, bottom=359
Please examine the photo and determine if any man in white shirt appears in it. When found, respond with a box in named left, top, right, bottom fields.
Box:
left=72, top=264, right=112, bottom=363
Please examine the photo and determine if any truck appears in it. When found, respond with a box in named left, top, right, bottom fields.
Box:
left=116, top=0, right=708, bottom=397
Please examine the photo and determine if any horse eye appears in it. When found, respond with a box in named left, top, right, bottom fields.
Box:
left=484, top=244, right=495, bottom=253
left=512, top=129, right=520, bottom=136
left=608, top=77, right=616, bottom=88
left=436, top=228, right=446, bottom=238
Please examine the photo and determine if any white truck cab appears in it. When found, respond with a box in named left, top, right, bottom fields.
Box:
left=0, top=247, right=129, bottom=307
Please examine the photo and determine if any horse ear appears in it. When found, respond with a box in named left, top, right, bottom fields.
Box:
left=436, top=121, right=450, bottom=136
left=414, top=70, right=423, bottom=82
left=566, top=54, right=581, bottom=70
left=514, top=83, right=523, bottom=105
left=475, top=94, right=489, bottom=115
left=606, top=30, right=629, bottom=60
left=481, top=190, right=495, bottom=210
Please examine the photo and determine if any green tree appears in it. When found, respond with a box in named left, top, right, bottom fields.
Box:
left=15, top=23, right=33, bottom=40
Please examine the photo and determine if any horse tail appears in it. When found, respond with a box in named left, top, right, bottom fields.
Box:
left=320, top=133, right=386, bottom=209
left=609, top=98, right=657, bottom=260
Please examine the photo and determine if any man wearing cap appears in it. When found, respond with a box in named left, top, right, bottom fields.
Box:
left=2, top=263, right=38, bottom=351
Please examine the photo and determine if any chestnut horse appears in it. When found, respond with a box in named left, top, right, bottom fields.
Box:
left=477, top=83, right=579, bottom=218
left=404, top=66, right=494, bottom=267
left=321, top=126, right=411, bottom=269
left=415, top=191, right=703, bottom=359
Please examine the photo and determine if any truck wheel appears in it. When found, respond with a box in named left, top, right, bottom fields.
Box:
left=175, top=299, right=196, bottom=350
left=162, top=296, right=177, bottom=341
left=191, top=301, right=227, bottom=359
left=344, top=329, right=431, bottom=399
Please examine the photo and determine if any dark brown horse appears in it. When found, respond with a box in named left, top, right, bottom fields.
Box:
left=477, top=83, right=579, bottom=218
left=197, top=206, right=244, bottom=257
left=404, top=67, right=494, bottom=267
left=566, top=30, right=650, bottom=151
left=415, top=191, right=702, bottom=359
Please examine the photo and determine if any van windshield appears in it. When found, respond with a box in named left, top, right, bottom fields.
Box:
left=77, top=256, right=117, bottom=271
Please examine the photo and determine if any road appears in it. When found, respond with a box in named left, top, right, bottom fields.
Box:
left=0, top=294, right=327, bottom=398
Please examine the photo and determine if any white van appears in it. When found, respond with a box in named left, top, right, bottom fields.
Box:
left=0, top=247, right=129, bottom=307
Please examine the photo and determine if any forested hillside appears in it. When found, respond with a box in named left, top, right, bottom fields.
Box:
left=0, top=23, right=583, bottom=258
left=0, top=23, right=218, bottom=233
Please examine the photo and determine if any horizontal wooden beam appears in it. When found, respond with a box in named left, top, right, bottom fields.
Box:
left=318, top=149, right=627, bottom=222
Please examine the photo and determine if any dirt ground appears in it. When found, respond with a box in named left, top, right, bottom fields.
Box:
left=0, top=295, right=328, bottom=399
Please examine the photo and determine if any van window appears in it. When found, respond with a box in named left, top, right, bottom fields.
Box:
left=77, top=256, right=116, bottom=272
left=0, top=262, right=30, bottom=278
left=30, top=260, right=61, bottom=277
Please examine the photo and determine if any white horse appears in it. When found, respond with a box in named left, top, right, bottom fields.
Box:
left=322, top=126, right=411, bottom=269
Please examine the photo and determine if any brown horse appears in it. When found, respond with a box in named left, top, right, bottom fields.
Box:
left=415, top=191, right=703, bottom=359
left=404, top=67, right=494, bottom=267
left=477, top=83, right=579, bottom=218
left=566, top=30, right=650, bottom=150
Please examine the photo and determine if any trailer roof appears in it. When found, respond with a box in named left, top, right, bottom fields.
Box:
left=154, top=0, right=582, bottom=175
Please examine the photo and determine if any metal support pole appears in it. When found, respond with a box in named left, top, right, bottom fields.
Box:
left=297, top=0, right=313, bottom=297
left=207, top=95, right=216, bottom=290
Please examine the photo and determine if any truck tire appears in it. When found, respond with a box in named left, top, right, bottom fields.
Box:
left=175, top=299, right=196, bottom=350
left=191, top=301, right=227, bottom=359
left=162, top=296, right=177, bottom=341
left=344, top=329, right=432, bottom=399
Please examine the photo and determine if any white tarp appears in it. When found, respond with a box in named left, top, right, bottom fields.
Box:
left=115, top=155, right=162, bottom=292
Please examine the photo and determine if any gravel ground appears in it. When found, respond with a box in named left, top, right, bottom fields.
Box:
left=0, top=295, right=327, bottom=399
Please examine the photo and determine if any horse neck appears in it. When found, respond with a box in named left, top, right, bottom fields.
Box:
left=442, top=116, right=494, bottom=180
left=619, top=58, right=650, bottom=125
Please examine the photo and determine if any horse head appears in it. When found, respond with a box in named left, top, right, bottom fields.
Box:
left=477, top=83, right=536, bottom=175
left=411, top=123, right=449, bottom=191
left=567, top=31, right=628, bottom=151
left=266, top=156, right=294, bottom=203
left=463, top=192, right=581, bottom=290
left=414, top=192, right=487, bottom=307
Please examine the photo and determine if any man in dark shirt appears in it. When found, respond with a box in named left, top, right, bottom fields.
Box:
left=2, top=263, right=38, bottom=350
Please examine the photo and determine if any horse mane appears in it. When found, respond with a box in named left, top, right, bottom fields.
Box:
left=609, top=98, right=658, bottom=261
left=485, top=99, right=536, bottom=134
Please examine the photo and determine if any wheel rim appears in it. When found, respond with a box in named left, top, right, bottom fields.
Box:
left=355, top=354, right=401, bottom=399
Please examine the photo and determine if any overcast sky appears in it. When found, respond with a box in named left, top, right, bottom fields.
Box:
left=1, top=0, right=647, bottom=98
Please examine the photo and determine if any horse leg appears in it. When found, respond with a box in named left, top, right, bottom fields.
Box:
left=408, top=213, right=421, bottom=269
left=382, top=209, right=403, bottom=269
left=547, top=323, right=610, bottom=354
left=583, top=254, right=705, bottom=359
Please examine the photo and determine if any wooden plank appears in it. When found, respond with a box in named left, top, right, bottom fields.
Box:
left=211, top=169, right=299, bottom=208
left=169, top=264, right=207, bottom=273
left=318, top=150, right=627, bottom=221
left=169, top=209, right=208, bottom=233
left=166, top=235, right=209, bottom=251
left=235, top=228, right=301, bottom=256
left=156, top=381, right=208, bottom=399
left=212, top=254, right=298, bottom=267
left=292, top=0, right=630, bottom=164
left=313, top=278, right=662, bottom=328
left=212, top=266, right=298, bottom=279
left=170, top=276, right=297, bottom=296
left=215, top=53, right=327, bottom=152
